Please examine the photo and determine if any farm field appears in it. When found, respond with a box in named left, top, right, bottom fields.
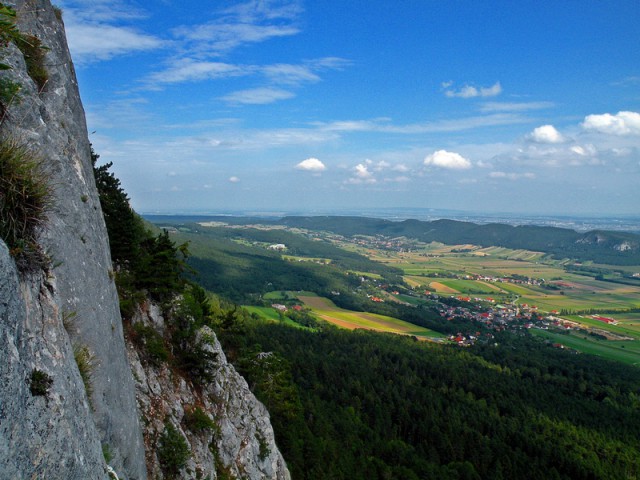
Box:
left=243, top=306, right=309, bottom=329
left=565, top=314, right=640, bottom=339
left=369, top=244, right=640, bottom=314
left=531, top=329, right=640, bottom=366
left=297, top=295, right=445, bottom=340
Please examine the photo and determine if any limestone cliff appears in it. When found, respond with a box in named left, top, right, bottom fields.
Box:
left=0, top=1, right=290, bottom=479
left=127, top=303, right=290, bottom=480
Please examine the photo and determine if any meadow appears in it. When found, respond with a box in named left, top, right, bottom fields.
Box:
left=531, top=329, right=640, bottom=366
left=297, top=295, right=445, bottom=340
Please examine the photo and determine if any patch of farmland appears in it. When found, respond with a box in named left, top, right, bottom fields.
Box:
left=297, top=295, right=444, bottom=339
left=429, top=282, right=460, bottom=294
left=437, top=279, right=500, bottom=294
left=531, top=329, right=640, bottom=366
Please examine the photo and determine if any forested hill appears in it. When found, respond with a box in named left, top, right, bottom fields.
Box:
left=278, top=216, right=640, bottom=265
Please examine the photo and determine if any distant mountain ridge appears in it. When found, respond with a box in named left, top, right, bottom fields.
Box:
left=277, top=216, right=640, bottom=265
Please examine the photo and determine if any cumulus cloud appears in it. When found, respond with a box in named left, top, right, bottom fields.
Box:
left=444, top=81, right=502, bottom=98
left=229, top=176, right=240, bottom=183
left=354, top=163, right=375, bottom=181
left=345, top=160, right=377, bottom=184
left=295, top=158, right=326, bottom=172
left=582, top=111, right=640, bottom=135
left=529, top=125, right=565, bottom=144
left=424, top=150, right=472, bottom=170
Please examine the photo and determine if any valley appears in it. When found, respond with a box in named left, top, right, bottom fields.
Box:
left=152, top=215, right=640, bottom=366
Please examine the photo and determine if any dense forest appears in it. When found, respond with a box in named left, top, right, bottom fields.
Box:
left=218, top=319, right=640, bottom=480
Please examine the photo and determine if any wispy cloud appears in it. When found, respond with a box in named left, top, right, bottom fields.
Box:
left=221, top=87, right=295, bottom=104
left=62, top=1, right=164, bottom=63
left=611, top=76, right=640, bottom=87
left=171, top=0, right=302, bottom=55
left=443, top=81, right=502, bottom=98
left=489, top=171, right=535, bottom=180
left=479, top=101, right=554, bottom=113
left=147, top=59, right=251, bottom=85
left=316, top=113, right=528, bottom=134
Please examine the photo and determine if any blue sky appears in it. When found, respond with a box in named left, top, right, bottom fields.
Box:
left=60, top=0, right=640, bottom=216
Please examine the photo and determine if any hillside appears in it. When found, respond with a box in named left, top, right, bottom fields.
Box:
left=277, top=216, right=640, bottom=265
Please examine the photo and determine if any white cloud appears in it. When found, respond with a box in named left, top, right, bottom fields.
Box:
left=424, top=150, right=472, bottom=170
left=316, top=113, right=529, bottom=135
left=346, top=161, right=377, bottom=184
left=570, top=144, right=597, bottom=157
left=221, top=87, right=295, bottom=104
left=66, top=22, right=163, bottom=63
left=480, top=101, right=554, bottom=113
left=489, top=171, right=535, bottom=180
left=172, top=0, right=301, bottom=54
left=295, top=158, right=326, bottom=172
left=529, top=125, right=565, bottom=144
left=582, top=111, right=640, bottom=135
left=229, top=176, right=240, bottom=183
left=444, top=81, right=502, bottom=98
left=173, top=23, right=299, bottom=52
left=263, top=64, right=320, bottom=85
left=147, top=59, right=250, bottom=85
left=60, top=1, right=164, bottom=63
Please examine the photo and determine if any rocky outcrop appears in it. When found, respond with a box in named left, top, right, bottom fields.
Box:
left=127, top=304, right=291, bottom=480
left=0, top=0, right=146, bottom=477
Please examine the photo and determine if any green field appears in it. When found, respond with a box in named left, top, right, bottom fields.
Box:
left=243, top=306, right=309, bottom=329
left=370, top=245, right=640, bottom=314
left=298, top=295, right=445, bottom=340
left=531, top=329, right=640, bottom=366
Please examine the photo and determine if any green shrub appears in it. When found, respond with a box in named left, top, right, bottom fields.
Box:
left=102, top=443, right=113, bottom=463
left=157, top=421, right=190, bottom=478
left=0, top=138, right=52, bottom=272
left=0, top=76, right=21, bottom=110
left=15, top=34, right=48, bottom=90
left=29, top=368, right=52, bottom=397
left=52, top=6, right=63, bottom=22
left=184, top=406, right=215, bottom=433
left=131, top=322, right=169, bottom=365
left=0, top=4, right=20, bottom=48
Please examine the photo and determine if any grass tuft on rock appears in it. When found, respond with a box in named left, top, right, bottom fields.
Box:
left=0, top=138, right=52, bottom=272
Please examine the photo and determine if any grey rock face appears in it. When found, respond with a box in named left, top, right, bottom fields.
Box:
left=127, top=305, right=291, bottom=480
left=0, top=242, right=108, bottom=478
left=1, top=1, right=145, bottom=478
